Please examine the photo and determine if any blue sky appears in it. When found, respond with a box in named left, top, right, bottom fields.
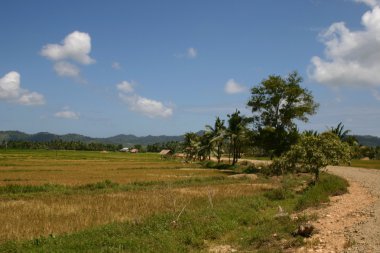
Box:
left=1, top=0, right=380, bottom=137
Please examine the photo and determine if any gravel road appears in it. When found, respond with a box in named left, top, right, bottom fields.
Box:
left=328, top=166, right=380, bottom=252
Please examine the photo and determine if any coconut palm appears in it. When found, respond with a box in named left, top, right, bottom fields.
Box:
left=330, top=122, right=350, bottom=140
left=205, top=117, right=226, bottom=163
left=227, top=110, right=250, bottom=165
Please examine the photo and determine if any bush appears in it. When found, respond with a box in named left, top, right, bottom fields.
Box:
left=78, top=180, right=119, bottom=191
left=202, top=161, right=234, bottom=170
left=264, top=188, right=294, bottom=200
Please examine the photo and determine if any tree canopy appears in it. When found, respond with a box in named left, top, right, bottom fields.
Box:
left=247, top=71, right=319, bottom=157
left=275, top=132, right=351, bottom=182
left=247, top=71, right=318, bottom=130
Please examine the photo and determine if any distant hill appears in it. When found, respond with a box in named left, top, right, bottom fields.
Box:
left=2, top=131, right=377, bottom=148
left=353, top=135, right=380, bottom=147
left=0, top=131, right=184, bottom=147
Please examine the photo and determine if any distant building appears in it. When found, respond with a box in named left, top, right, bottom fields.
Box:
left=159, top=149, right=173, bottom=159
left=130, top=148, right=139, bottom=153
left=119, top=147, right=129, bottom=152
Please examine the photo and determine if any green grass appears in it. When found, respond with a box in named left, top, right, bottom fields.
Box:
left=0, top=173, right=348, bottom=252
left=0, top=192, right=302, bottom=252
left=295, top=173, right=349, bottom=210
left=0, top=176, right=251, bottom=198
left=0, top=149, right=162, bottom=161
left=351, top=159, right=380, bottom=170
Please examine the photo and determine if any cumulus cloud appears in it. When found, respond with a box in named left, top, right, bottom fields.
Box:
left=116, top=80, right=173, bottom=118
left=112, top=62, right=121, bottom=70
left=0, top=71, right=45, bottom=106
left=116, top=81, right=134, bottom=93
left=175, top=47, right=198, bottom=59
left=355, top=0, right=380, bottom=7
left=119, top=94, right=173, bottom=118
left=187, top=47, right=197, bottom=58
left=54, top=108, right=80, bottom=119
left=372, top=89, right=380, bottom=100
left=41, top=31, right=95, bottom=65
left=224, top=79, right=247, bottom=94
left=41, top=31, right=94, bottom=80
left=309, top=3, right=380, bottom=89
left=54, top=61, right=80, bottom=77
left=18, top=92, right=45, bottom=106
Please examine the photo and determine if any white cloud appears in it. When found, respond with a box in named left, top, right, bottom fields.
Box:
left=175, top=47, right=198, bottom=59
left=119, top=94, right=173, bottom=118
left=54, top=108, right=80, bottom=119
left=309, top=4, right=380, bottom=88
left=54, top=61, right=80, bottom=77
left=112, top=62, right=121, bottom=70
left=187, top=47, right=197, bottom=58
left=116, top=81, right=134, bottom=93
left=354, top=0, right=380, bottom=7
left=41, top=31, right=95, bottom=65
left=372, top=89, right=380, bottom=100
left=18, top=92, right=45, bottom=106
left=0, top=71, right=45, bottom=106
left=224, top=79, right=247, bottom=94
left=0, top=71, right=21, bottom=99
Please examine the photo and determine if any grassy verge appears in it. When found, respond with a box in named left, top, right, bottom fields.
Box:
left=295, top=173, right=348, bottom=210
left=351, top=159, right=380, bottom=170
left=0, top=172, right=348, bottom=252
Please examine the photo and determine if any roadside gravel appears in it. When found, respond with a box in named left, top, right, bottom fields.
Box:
left=327, top=166, right=380, bottom=252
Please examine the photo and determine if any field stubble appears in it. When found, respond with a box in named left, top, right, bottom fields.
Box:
left=0, top=150, right=269, bottom=242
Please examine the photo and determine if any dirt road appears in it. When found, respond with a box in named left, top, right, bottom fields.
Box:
left=326, top=166, right=380, bottom=252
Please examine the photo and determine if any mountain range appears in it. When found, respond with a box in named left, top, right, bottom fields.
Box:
left=1, top=131, right=380, bottom=147
left=0, top=131, right=184, bottom=147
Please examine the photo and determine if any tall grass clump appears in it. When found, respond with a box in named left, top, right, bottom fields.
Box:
left=0, top=184, right=65, bottom=194
left=295, top=173, right=348, bottom=210
left=77, top=180, right=119, bottom=191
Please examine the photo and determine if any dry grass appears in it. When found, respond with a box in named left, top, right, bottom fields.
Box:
left=0, top=150, right=277, bottom=242
left=0, top=181, right=273, bottom=242
left=0, top=150, right=223, bottom=186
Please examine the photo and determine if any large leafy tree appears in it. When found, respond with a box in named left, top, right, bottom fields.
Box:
left=275, top=132, right=351, bottom=182
left=247, top=71, right=318, bottom=157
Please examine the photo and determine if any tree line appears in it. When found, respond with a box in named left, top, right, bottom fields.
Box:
left=181, top=71, right=379, bottom=182
left=0, top=139, right=123, bottom=151
left=183, top=71, right=320, bottom=164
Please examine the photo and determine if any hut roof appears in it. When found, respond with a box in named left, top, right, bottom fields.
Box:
left=159, top=149, right=172, bottom=155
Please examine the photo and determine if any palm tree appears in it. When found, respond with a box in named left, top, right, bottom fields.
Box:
left=205, top=117, right=226, bottom=163
left=303, top=130, right=319, bottom=137
left=227, top=110, right=250, bottom=165
left=183, top=132, right=199, bottom=161
left=330, top=122, right=350, bottom=140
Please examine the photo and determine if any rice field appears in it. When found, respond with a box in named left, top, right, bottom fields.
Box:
left=0, top=150, right=223, bottom=186
left=0, top=149, right=348, bottom=252
left=351, top=159, right=380, bottom=170
left=0, top=150, right=259, bottom=242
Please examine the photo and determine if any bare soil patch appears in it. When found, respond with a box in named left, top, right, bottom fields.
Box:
left=293, top=166, right=380, bottom=252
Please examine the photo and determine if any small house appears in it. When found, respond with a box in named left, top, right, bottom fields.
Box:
left=159, top=149, right=173, bottom=159
left=119, top=147, right=129, bottom=152
left=130, top=148, right=139, bottom=153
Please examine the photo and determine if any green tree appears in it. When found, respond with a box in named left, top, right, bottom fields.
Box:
left=183, top=132, right=200, bottom=161
left=275, top=132, right=351, bottom=183
left=247, top=71, right=318, bottom=157
left=330, top=122, right=350, bottom=141
left=227, top=110, right=250, bottom=165
left=205, top=117, right=226, bottom=163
